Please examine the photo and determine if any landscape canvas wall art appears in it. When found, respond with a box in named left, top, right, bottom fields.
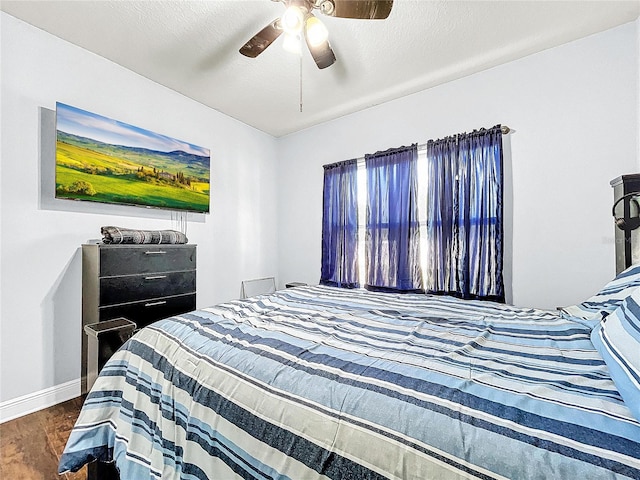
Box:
left=55, top=102, right=211, bottom=213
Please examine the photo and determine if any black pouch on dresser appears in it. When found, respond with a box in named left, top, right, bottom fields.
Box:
left=81, top=243, right=196, bottom=393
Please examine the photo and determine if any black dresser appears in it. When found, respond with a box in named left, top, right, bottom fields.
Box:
left=81, top=243, right=196, bottom=393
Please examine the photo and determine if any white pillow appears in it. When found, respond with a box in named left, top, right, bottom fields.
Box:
left=561, top=263, right=640, bottom=324
left=591, top=287, right=640, bottom=422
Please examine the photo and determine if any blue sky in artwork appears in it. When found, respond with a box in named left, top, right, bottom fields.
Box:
left=56, top=102, right=210, bottom=157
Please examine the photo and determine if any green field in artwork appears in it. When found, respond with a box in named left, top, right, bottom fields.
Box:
left=55, top=133, right=210, bottom=212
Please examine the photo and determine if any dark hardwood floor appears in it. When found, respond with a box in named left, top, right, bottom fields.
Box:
left=0, top=397, right=87, bottom=480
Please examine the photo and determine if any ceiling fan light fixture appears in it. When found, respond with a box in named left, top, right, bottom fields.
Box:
left=281, top=5, right=305, bottom=35
left=305, top=16, right=329, bottom=47
left=282, top=32, right=302, bottom=54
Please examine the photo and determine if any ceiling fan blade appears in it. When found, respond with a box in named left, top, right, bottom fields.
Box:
left=239, top=19, right=283, bottom=58
left=305, top=36, right=336, bottom=69
left=327, top=0, right=393, bottom=19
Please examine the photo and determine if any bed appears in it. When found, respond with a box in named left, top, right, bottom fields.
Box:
left=59, top=278, right=640, bottom=479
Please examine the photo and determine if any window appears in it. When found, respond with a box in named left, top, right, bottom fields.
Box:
left=322, top=125, right=504, bottom=301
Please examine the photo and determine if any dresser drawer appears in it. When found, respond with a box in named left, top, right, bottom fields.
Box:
left=99, top=245, right=196, bottom=276
left=99, top=271, right=196, bottom=306
left=99, top=293, right=196, bottom=329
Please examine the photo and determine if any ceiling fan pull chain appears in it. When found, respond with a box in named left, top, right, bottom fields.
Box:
left=299, top=51, right=303, bottom=112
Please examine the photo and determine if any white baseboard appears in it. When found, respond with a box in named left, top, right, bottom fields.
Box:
left=0, top=379, right=81, bottom=423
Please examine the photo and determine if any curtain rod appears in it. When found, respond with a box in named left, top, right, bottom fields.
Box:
left=347, top=125, right=512, bottom=163
left=416, top=125, right=511, bottom=152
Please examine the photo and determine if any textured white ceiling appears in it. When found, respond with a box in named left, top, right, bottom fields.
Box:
left=2, top=0, right=639, bottom=137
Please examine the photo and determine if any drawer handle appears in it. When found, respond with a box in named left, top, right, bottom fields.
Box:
left=145, top=275, right=167, bottom=280
left=145, top=300, right=167, bottom=307
left=144, top=250, right=167, bottom=255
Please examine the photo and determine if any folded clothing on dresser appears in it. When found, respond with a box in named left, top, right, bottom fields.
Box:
left=101, top=226, right=188, bottom=244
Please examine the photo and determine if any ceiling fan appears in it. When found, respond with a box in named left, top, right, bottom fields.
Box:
left=239, top=0, right=394, bottom=69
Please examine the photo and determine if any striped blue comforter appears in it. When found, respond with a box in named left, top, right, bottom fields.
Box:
left=59, top=285, right=640, bottom=479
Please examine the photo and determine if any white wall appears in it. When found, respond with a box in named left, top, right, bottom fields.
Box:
left=277, top=20, right=640, bottom=310
left=0, top=13, right=279, bottom=406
